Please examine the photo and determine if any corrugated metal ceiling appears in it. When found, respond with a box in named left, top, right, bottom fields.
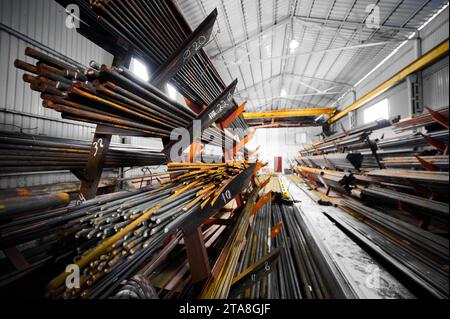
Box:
left=175, top=0, right=448, bottom=112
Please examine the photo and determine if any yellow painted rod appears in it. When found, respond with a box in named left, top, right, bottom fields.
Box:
left=329, top=39, right=449, bottom=123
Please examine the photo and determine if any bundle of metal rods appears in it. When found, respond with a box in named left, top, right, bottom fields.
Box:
left=323, top=119, right=395, bottom=143
left=325, top=202, right=449, bottom=299
left=297, top=153, right=363, bottom=171
left=300, top=119, right=394, bottom=156
left=376, top=130, right=448, bottom=151
left=231, top=200, right=272, bottom=299
left=230, top=197, right=355, bottom=299
left=15, top=48, right=195, bottom=137
left=380, top=155, right=449, bottom=169
left=0, top=187, right=155, bottom=295
left=394, top=106, right=449, bottom=131
left=295, top=167, right=355, bottom=194
left=121, top=218, right=234, bottom=299
left=355, top=186, right=449, bottom=223
left=42, top=161, right=249, bottom=298
left=277, top=204, right=354, bottom=298
left=360, top=169, right=449, bottom=196
left=0, top=130, right=166, bottom=173
left=55, top=0, right=247, bottom=132
left=199, top=181, right=260, bottom=299
left=300, top=131, right=369, bottom=156
left=15, top=48, right=235, bottom=149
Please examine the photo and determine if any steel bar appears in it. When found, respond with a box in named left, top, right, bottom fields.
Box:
left=0, top=130, right=166, bottom=173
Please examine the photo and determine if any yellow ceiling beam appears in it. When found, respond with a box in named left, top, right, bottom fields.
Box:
left=243, top=108, right=336, bottom=119
left=329, top=39, right=449, bottom=124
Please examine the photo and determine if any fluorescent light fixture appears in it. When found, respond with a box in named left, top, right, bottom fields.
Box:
left=289, top=39, right=299, bottom=51
left=130, top=58, right=149, bottom=82
left=167, top=84, right=177, bottom=101
left=280, top=89, right=287, bottom=97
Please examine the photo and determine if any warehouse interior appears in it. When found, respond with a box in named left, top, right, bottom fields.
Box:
left=0, top=0, right=448, bottom=300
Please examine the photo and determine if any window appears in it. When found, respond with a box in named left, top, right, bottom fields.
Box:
left=167, top=84, right=178, bottom=101
left=363, top=99, right=389, bottom=124
left=130, top=58, right=149, bottom=82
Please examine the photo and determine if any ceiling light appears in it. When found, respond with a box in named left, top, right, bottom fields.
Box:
left=289, top=39, right=299, bottom=51
left=280, top=89, right=287, bottom=97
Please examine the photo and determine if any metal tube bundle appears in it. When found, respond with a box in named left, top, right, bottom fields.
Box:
left=324, top=203, right=449, bottom=299
left=361, top=169, right=449, bottom=195
left=357, top=186, right=449, bottom=222
left=57, top=0, right=247, bottom=132
left=297, top=153, right=363, bottom=171
left=15, top=48, right=197, bottom=138
left=0, top=162, right=249, bottom=298
left=199, top=182, right=261, bottom=299
left=300, top=118, right=395, bottom=156
left=380, top=155, right=449, bottom=169
left=16, top=49, right=237, bottom=149
left=295, top=167, right=355, bottom=194
left=43, top=161, right=249, bottom=298
left=394, top=106, right=449, bottom=131
left=0, top=131, right=166, bottom=173
left=232, top=200, right=272, bottom=299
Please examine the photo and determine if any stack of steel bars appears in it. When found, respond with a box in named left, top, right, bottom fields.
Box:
left=229, top=196, right=355, bottom=299
left=295, top=167, right=355, bottom=194
left=380, top=155, right=449, bottom=169
left=297, top=153, right=363, bottom=171
left=124, top=213, right=234, bottom=299
left=54, top=0, right=248, bottom=133
left=360, top=169, right=449, bottom=196
left=231, top=200, right=272, bottom=299
left=0, top=130, right=166, bottom=173
left=0, top=162, right=250, bottom=298
left=199, top=179, right=260, bottom=299
left=300, top=118, right=394, bottom=156
left=325, top=201, right=449, bottom=299
left=394, top=106, right=449, bottom=132
left=15, top=48, right=234, bottom=149
left=355, top=186, right=449, bottom=223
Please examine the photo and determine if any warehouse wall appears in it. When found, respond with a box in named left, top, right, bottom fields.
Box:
left=0, top=0, right=115, bottom=188
left=248, top=127, right=322, bottom=171
left=334, top=6, right=449, bottom=136
left=423, top=57, right=449, bottom=109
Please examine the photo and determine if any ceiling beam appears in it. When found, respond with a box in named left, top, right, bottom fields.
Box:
left=294, top=16, right=417, bottom=33
left=225, top=41, right=402, bottom=66
left=236, top=73, right=352, bottom=94
left=210, top=16, right=291, bottom=60
left=244, top=108, right=336, bottom=119
left=242, top=92, right=343, bottom=102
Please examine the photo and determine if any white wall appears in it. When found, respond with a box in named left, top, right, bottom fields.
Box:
left=247, top=126, right=322, bottom=171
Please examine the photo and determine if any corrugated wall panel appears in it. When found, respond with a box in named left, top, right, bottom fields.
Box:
left=421, top=7, right=449, bottom=54
left=0, top=0, right=114, bottom=189
left=423, top=57, right=449, bottom=110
